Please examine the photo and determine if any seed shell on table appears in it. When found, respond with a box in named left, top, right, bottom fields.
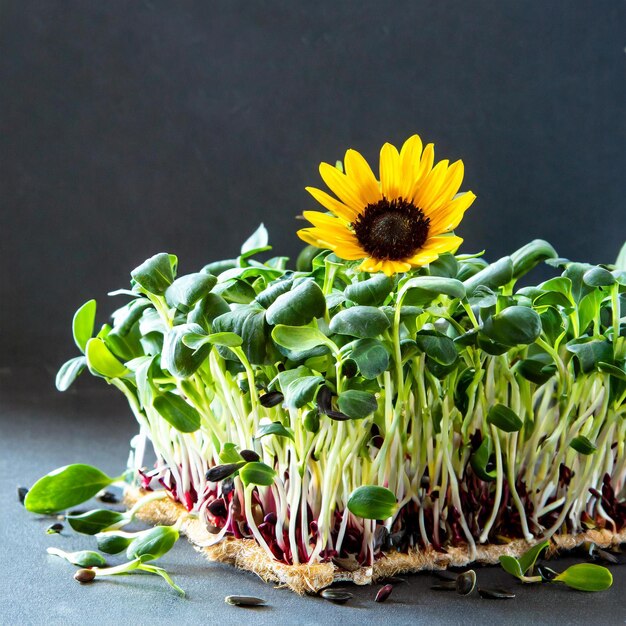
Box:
left=595, top=548, right=619, bottom=564
left=478, top=588, right=516, bottom=600
left=74, top=569, right=96, bottom=583
left=455, top=570, right=477, bottom=596
left=320, top=588, right=353, bottom=604
left=431, top=581, right=457, bottom=591
left=375, top=584, right=393, bottom=603
left=536, top=564, right=558, bottom=581
left=45, top=522, right=64, bottom=534
left=17, top=486, right=28, bottom=504
left=224, top=595, right=266, bottom=607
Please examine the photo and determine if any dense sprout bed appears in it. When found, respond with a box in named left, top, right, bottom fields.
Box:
left=58, top=227, right=626, bottom=568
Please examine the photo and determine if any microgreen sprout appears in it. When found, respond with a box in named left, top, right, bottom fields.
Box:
left=46, top=520, right=184, bottom=595
left=499, top=541, right=614, bottom=592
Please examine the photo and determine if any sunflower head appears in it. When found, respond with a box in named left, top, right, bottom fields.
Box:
left=298, top=135, right=476, bottom=276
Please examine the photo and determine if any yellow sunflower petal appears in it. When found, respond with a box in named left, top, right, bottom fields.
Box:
left=306, top=224, right=356, bottom=245
left=405, top=250, right=441, bottom=267
left=421, top=234, right=464, bottom=254
left=426, top=160, right=465, bottom=213
left=319, top=163, right=367, bottom=214
left=413, top=159, right=450, bottom=212
left=333, top=245, right=368, bottom=261
left=412, top=142, right=435, bottom=191
left=302, top=210, right=351, bottom=233
left=297, top=228, right=325, bottom=247
left=306, top=186, right=358, bottom=222
left=344, top=149, right=381, bottom=205
left=404, top=234, right=464, bottom=267
left=382, top=259, right=411, bottom=275
left=399, top=134, right=423, bottom=198
left=359, top=258, right=383, bottom=273
left=299, top=227, right=365, bottom=261
left=429, top=192, right=476, bottom=235
left=304, top=226, right=359, bottom=246
left=379, top=142, right=401, bottom=199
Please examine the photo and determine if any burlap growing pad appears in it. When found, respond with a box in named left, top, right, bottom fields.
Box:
left=125, top=486, right=626, bottom=594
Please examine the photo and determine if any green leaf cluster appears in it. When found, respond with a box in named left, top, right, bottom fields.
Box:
left=48, top=229, right=626, bottom=577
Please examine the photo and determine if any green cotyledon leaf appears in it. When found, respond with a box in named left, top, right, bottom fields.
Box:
left=24, top=464, right=118, bottom=514
left=72, top=299, right=97, bottom=353
left=152, top=391, right=201, bottom=433
left=329, top=306, right=390, bottom=339
left=553, top=563, right=613, bottom=591
left=347, top=486, right=397, bottom=520
left=126, top=526, right=179, bottom=562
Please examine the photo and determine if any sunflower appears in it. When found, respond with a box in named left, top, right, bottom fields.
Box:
left=298, top=135, right=476, bottom=276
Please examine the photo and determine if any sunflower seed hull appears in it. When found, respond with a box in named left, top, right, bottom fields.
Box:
left=96, top=490, right=119, bottom=504
left=320, top=588, right=353, bottom=603
left=224, top=595, right=266, bottom=607
left=431, top=582, right=457, bottom=591
left=74, top=569, right=96, bottom=583
left=259, top=391, right=284, bottom=408
left=375, top=584, right=393, bottom=602
left=455, top=570, right=477, bottom=596
left=478, top=587, right=515, bottom=599
left=332, top=555, right=361, bottom=572
left=595, top=548, right=619, bottom=564
left=46, top=523, right=64, bottom=534
left=536, top=564, right=558, bottom=581
left=17, top=486, right=28, bottom=504
left=206, top=462, right=244, bottom=482
left=240, top=449, right=260, bottom=462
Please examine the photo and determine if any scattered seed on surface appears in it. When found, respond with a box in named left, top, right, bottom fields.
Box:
left=17, top=487, right=28, bottom=505
left=74, top=569, right=96, bottom=583
left=224, top=595, right=266, bottom=607
left=46, top=523, right=64, bottom=534
left=96, top=490, right=119, bottom=504
left=431, top=581, right=456, bottom=591
left=455, top=570, right=477, bottom=596
left=320, top=588, right=353, bottom=604
left=478, top=588, right=515, bottom=599
left=375, top=584, right=393, bottom=603
left=536, top=564, right=558, bottom=581
left=595, top=548, right=619, bottom=564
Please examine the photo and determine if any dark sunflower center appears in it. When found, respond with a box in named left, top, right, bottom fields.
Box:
left=353, top=197, right=430, bottom=260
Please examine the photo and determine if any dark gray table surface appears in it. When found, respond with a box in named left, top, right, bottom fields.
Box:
left=1, top=367, right=625, bottom=625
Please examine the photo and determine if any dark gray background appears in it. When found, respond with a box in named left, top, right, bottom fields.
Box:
left=1, top=0, right=625, bottom=369
left=1, top=3, right=625, bottom=623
